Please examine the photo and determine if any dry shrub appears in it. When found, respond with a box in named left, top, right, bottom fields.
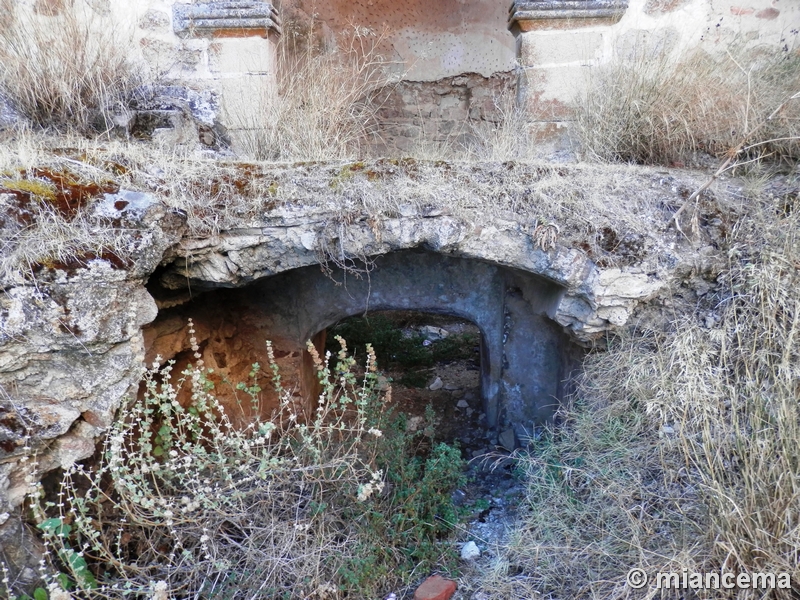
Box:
left=8, top=333, right=466, bottom=598
left=576, top=42, right=800, bottom=166
left=22, top=336, right=383, bottom=599
left=0, top=0, right=143, bottom=133
left=237, top=15, right=394, bottom=161
left=478, top=192, right=800, bottom=598
left=466, top=91, right=534, bottom=162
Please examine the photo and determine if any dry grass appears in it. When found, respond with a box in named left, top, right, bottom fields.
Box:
left=475, top=191, right=800, bottom=599
left=575, top=42, right=800, bottom=166
left=0, top=133, right=143, bottom=284
left=465, top=92, right=534, bottom=162
left=0, top=127, right=718, bottom=285
left=0, top=132, right=277, bottom=285
left=236, top=14, right=395, bottom=161
left=0, top=0, right=143, bottom=133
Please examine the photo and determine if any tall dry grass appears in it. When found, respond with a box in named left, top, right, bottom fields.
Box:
left=0, top=0, right=143, bottom=133
left=477, top=191, right=800, bottom=598
left=575, top=42, right=800, bottom=166
left=466, top=91, right=534, bottom=162
left=237, top=15, right=394, bottom=161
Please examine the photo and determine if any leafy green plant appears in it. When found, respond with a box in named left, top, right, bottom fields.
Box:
left=341, top=413, right=466, bottom=591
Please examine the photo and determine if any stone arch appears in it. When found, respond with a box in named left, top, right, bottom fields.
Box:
left=148, top=248, right=579, bottom=445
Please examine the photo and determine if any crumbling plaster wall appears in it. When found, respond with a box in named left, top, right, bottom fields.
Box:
left=510, top=0, right=799, bottom=138
left=12, top=0, right=280, bottom=144
left=284, top=0, right=517, bottom=81
left=283, top=0, right=519, bottom=154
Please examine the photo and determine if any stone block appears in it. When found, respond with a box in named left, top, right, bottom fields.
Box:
left=209, top=37, right=276, bottom=74
left=615, top=27, right=679, bottom=61
left=139, top=9, right=171, bottom=32
left=140, top=37, right=204, bottom=75
left=499, top=427, right=517, bottom=450
left=213, top=74, right=275, bottom=129
left=520, top=63, right=591, bottom=108
left=519, top=28, right=605, bottom=67
left=460, top=540, right=481, bottom=560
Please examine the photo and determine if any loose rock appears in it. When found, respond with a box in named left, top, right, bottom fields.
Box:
left=421, top=325, right=449, bottom=340
left=499, top=427, right=516, bottom=451
left=460, top=540, right=481, bottom=561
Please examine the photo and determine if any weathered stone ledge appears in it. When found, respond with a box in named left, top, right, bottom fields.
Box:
left=0, top=159, right=732, bottom=514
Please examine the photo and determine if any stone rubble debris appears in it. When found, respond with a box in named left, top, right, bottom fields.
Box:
left=420, top=325, right=449, bottom=340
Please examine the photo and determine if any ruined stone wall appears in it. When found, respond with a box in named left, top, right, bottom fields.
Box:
left=7, top=0, right=280, bottom=145
left=0, top=157, right=749, bottom=581
left=370, top=72, right=516, bottom=155
left=510, top=0, right=799, bottom=139
left=10, top=0, right=794, bottom=149
left=282, top=0, right=519, bottom=154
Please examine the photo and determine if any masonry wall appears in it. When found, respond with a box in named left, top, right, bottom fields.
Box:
left=282, top=0, right=519, bottom=155
left=511, top=0, right=799, bottom=139
left=370, top=72, right=516, bottom=155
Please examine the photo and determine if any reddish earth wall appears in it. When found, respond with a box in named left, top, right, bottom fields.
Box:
left=281, top=0, right=517, bottom=154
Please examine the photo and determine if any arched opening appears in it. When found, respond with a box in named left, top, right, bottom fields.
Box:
left=143, top=249, right=578, bottom=444
left=142, top=249, right=582, bottom=550
left=316, top=310, right=488, bottom=454
left=305, top=309, right=528, bottom=520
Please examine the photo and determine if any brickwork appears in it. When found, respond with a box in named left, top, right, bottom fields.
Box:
left=509, top=0, right=799, bottom=140
left=370, top=72, right=516, bottom=155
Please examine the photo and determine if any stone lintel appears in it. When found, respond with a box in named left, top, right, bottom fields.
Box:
left=508, top=0, right=628, bottom=32
left=174, top=2, right=281, bottom=37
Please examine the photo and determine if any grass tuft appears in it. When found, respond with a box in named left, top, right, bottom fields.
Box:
left=0, top=0, right=144, bottom=133
left=236, top=14, right=394, bottom=161
left=575, top=42, right=800, bottom=167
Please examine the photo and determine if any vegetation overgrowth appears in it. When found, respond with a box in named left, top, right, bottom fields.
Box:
left=235, top=12, right=394, bottom=161
left=327, top=313, right=480, bottom=387
left=575, top=42, right=800, bottom=167
left=471, top=190, right=800, bottom=599
left=0, top=0, right=144, bottom=134
left=1, top=4, right=799, bottom=599
left=4, top=331, right=466, bottom=599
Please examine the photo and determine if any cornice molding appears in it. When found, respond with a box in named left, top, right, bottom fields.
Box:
left=508, top=0, right=629, bottom=30
left=173, top=2, right=281, bottom=37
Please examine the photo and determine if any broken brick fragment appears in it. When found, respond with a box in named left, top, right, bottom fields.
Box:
left=413, top=575, right=457, bottom=600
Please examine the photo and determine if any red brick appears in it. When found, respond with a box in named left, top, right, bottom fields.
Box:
left=413, top=575, right=457, bottom=600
